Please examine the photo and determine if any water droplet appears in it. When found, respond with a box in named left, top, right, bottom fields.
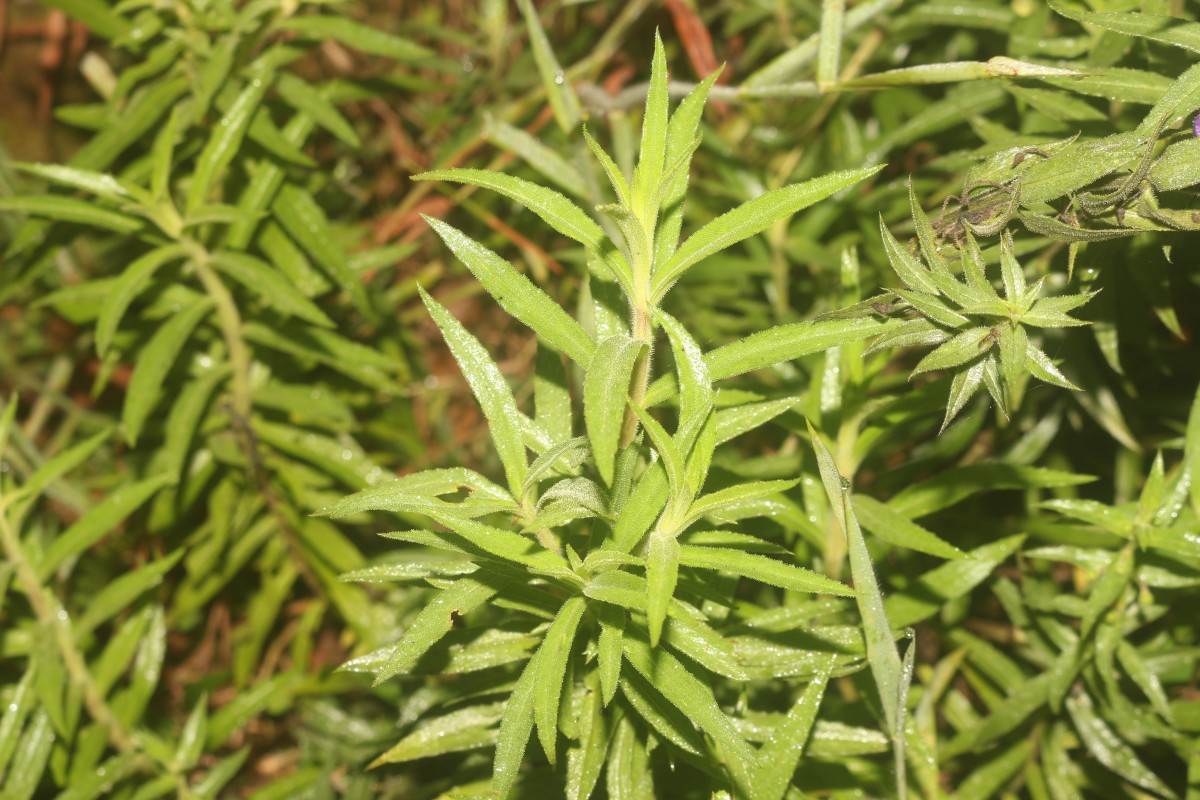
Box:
left=341, top=450, right=353, bottom=461
left=839, top=476, right=851, bottom=491
left=554, top=70, right=565, bottom=85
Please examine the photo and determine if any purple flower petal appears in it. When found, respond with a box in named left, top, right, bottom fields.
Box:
left=1194, top=114, right=1200, bottom=138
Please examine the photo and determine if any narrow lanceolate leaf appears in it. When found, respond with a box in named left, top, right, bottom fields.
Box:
left=516, top=0, right=581, bottom=132
left=678, top=544, right=855, bottom=596
left=534, top=596, right=586, bottom=764
left=274, top=73, right=360, bottom=147
left=912, top=327, right=993, bottom=376
left=96, top=244, right=188, bottom=356
left=704, top=316, right=895, bottom=385
left=0, top=196, right=144, bottom=234
left=493, top=652, right=540, bottom=798
left=634, top=32, right=670, bottom=219
left=879, top=216, right=939, bottom=294
left=597, top=603, right=625, bottom=706
left=623, top=631, right=757, bottom=793
left=210, top=252, right=334, bottom=327
left=13, top=162, right=132, bottom=201
left=187, top=72, right=273, bottom=212
left=809, top=422, right=903, bottom=736
left=848, top=495, right=966, bottom=560
left=651, top=165, right=883, bottom=300
left=1025, top=342, right=1079, bottom=390
left=1065, top=691, right=1178, bottom=798
left=584, top=335, right=646, bottom=485
left=1187, top=379, right=1200, bottom=516
left=655, top=69, right=722, bottom=268
left=421, top=287, right=527, bottom=496
left=657, top=310, right=712, bottom=435
left=754, top=660, right=834, bottom=800
left=38, top=473, right=174, bottom=579
left=376, top=578, right=498, bottom=683
left=123, top=298, right=214, bottom=446
left=942, top=360, right=985, bottom=433
left=279, top=16, right=432, bottom=60
left=370, top=704, right=503, bottom=767
left=425, top=217, right=595, bottom=365
left=414, top=169, right=606, bottom=251
left=684, top=480, right=799, bottom=526
left=645, top=529, right=679, bottom=646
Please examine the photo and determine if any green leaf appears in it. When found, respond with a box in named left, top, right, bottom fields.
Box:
left=175, top=695, right=209, bottom=770
left=808, top=421, right=903, bottom=736
left=279, top=16, right=432, bottom=60
left=1187, top=380, right=1200, bottom=517
left=753, top=659, right=834, bottom=800
left=645, top=529, right=679, bottom=646
left=187, top=72, right=274, bottom=212
left=13, top=162, right=133, bottom=201
left=425, top=217, right=595, bottom=365
left=684, top=480, right=798, bottom=527
left=678, top=544, right=855, bottom=596
left=414, top=169, right=606, bottom=252
left=879, top=217, right=939, bottom=293
left=851, top=495, right=966, bottom=560
left=584, top=335, right=646, bottom=485
left=76, top=554, right=183, bottom=637
left=421, top=287, right=528, bottom=496
left=274, top=73, right=360, bottom=147
left=376, top=579, right=498, bottom=683
left=492, top=653, right=539, bottom=798
left=644, top=317, right=897, bottom=406
left=0, top=196, right=144, bottom=234
left=623, top=630, right=756, bottom=793
left=41, top=0, right=130, bottom=40
left=911, top=327, right=993, bottom=376
left=95, top=245, right=189, bottom=356
left=1050, top=3, right=1200, bottom=55
left=634, top=32, right=669, bottom=219
left=597, top=603, right=625, bottom=706
left=122, top=297, right=214, bottom=446
left=515, top=0, right=581, bottom=132
left=534, top=596, right=586, bottom=764
left=209, top=252, right=334, bottom=327
left=488, top=116, right=590, bottom=199
left=655, top=69, right=721, bottom=268
left=657, top=310, right=713, bottom=436
left=535, top=347, right=574, bottom=446
left=38, top=473, right=174, bottom=580
left=1025, top=342, right=1079, bottom=390
left=272, top=183, right=368, bottom=310
left=889, top=464, right=1092, bottom=519
left=1066, top=691, right=1178, bottom=798
left=584, top=126, right=632, bottom=208
left=370, top=704, right=504, bottom=767
left=0, top=668, right=35, bottom=778
left=630, top=404, right=688, bottom=506
left=652, top=165, right=883, bottom=300
left=885, top=536, right=1026, bottom=628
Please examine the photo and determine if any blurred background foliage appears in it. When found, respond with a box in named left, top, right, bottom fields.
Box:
left=1, top=0, right=1198, bottom=797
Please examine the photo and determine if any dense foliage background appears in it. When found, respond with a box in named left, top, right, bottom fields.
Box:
left=1, top=0, right=1199, bottom=798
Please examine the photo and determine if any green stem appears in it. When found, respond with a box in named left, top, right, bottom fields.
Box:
left=619, top=305, right=653, bottom=448
left=0, top=498, right=135, bottom=754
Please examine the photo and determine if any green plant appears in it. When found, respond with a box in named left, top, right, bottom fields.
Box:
left=5, top=1, right=1200, bottom=797
left=0, top=0, right=428, bottom=795
left=321, top=30, right=1180, bottom=797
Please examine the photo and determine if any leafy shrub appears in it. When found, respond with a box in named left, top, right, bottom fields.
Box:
left=2, top=1, right=1200, bottom=798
